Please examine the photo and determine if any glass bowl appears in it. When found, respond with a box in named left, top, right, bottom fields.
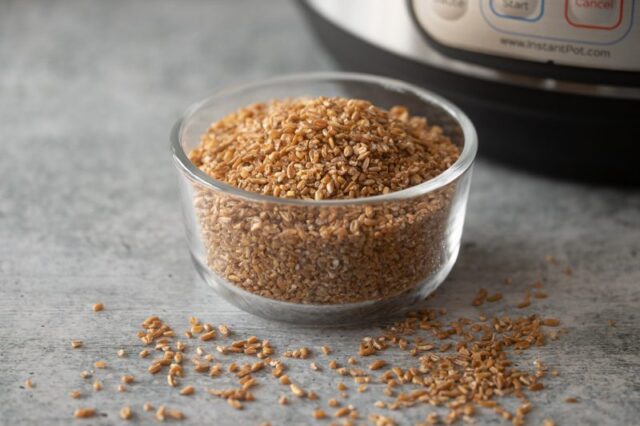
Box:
left=171, top=72, right=477, bottom=325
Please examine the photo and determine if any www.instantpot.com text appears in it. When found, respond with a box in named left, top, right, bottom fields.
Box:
left=500, top=37, right=611, bottom=59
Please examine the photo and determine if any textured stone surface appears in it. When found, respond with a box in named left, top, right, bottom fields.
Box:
left=1, top=1, right=639, bottom=425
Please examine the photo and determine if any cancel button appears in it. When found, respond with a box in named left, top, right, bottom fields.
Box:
left=491, top=0, right=541, bottom=19
left=567, top=0, right=622, bottom=29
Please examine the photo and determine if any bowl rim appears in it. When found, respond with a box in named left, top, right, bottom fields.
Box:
left=171, top=71, right=477, bottom=206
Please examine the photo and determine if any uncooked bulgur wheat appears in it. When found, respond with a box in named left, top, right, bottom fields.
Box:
left=188, top=97, right=460, bottom=304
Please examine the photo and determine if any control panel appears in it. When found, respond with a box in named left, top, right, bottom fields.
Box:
left=413, top=0, right=639, bottom=71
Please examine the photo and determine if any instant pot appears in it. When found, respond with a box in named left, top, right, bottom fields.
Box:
left=300, top=0, right=640, bottom=185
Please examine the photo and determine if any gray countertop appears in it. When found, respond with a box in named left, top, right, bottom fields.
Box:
left=1, top=1, right=639, bottom=425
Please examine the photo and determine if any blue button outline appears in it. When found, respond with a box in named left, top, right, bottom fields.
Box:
left=480, top=0, right=635, bottom=45
left=490, top=0, right=544, bottom=22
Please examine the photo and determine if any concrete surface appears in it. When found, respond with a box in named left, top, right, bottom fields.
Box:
left=1, top=1, right=638, bottom=425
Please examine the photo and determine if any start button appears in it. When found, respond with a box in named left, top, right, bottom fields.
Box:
left=491, top=0, right=542, bottom=19
left=566, top=0, right=624, bottom=29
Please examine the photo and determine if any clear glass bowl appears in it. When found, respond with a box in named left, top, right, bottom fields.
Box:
left=171, top=72, right=477, bottom=325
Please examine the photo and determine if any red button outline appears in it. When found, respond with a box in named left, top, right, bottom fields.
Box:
left=565, top=0, right=624, bottom=29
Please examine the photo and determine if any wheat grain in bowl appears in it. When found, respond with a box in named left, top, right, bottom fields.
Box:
left=189, top=97, right=459, bottom=200
left=188, top=97, right=458, bottom=304
left=172, top=73, right=476, bottom=324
